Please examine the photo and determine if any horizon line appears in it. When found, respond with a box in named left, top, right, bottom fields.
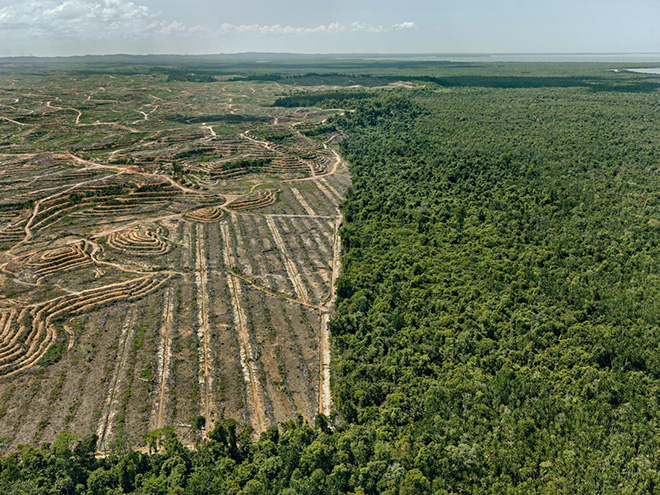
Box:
left=3, top=51, right=660, bottom=60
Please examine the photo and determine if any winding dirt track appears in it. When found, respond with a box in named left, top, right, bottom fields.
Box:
left=62, top=152, right=201, bottom=195
left=201, top=125, right=216, bottom=137
left=22, top=172, right=118, bottom=242
left=0, top=116, right=29, bottom=126
left=45, top=100, right=138, bottom=131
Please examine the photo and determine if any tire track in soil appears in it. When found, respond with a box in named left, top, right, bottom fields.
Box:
left=152, top=287, right=175, bottom=432
left=319, top=215, right=342, bottom=416
left=318, top=313, right=332, bottom=416
left=221, top=220, right=268, bottom=434
left=194, top=223, right=215, bottom=436
left=239, top=215, right=270, bottom=287
left=290, top=187, right=317, bottom=216
left=246, top=215, right=280, bottom=294
left=266, top=217, right=310, bottom=304
left=316, top=177, right=343, bottom=204
left=298, top=217, right=332, bottom=259
left=229, top=271, right=323, bottom=311
left=284, top=217, right=326, bottom=304
left=313, top=180, right=341, bottom=213
left=263, top=213, right=336, bottom=219
left=97, top=307, right=137, bottom=451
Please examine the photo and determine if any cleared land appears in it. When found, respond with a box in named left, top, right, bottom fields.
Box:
left=0, top=71, right=350, bottom=451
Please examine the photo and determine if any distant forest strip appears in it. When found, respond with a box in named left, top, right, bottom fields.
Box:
left=272, top=90, right=376, bottom=108
left=1, top=69, right=658, bottom=494
left=239, top=71, right=660, bottom=92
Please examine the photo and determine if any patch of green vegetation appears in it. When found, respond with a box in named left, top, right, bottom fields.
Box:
left=273, top=90, right=375, bottom=108
left=220, top=157, right=272, bottom=173
left=37, top=342, right=66, bottom=367
left=299, top=122, right=338, bottom=137
left=139, top=363, right=153, bottom=381
left=132, top=324, right=148, bottom=352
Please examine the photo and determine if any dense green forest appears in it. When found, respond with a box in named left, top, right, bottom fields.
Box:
left=1, top=64, right=659, bottom=494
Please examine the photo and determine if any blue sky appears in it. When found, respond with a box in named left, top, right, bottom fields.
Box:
left=0, top=0, right=659, bottom=57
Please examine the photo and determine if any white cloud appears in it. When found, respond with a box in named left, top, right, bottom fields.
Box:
left=0, top=1, right=415, bottom=42
left=393, top=21, right=417, bottom=30
left=41, top=0, right=149, bottom=22
left=216, top=21, right=405, bottom=37
left=350, top=21, right=384, bottom=33
left=0, top=0, right=203, bottom=39
left=147, top=19, right=209, bottom=36
left=218, top=22, right=346, bottom=36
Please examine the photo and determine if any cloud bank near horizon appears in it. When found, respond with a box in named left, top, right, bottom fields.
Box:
left=0, top=0, right=416, bottom=41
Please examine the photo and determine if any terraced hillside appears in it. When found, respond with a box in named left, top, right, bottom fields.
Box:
left=0, top=71, right=351, bottom=451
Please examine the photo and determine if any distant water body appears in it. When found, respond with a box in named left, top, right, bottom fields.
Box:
left=625, top=68, right=660, bottom=74
left=346, top=53, right=660, bottom=63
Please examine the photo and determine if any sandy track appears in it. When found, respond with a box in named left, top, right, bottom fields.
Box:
left=201, top=125, right=216, bottom=137
left=153, top=287, right=175, bottom=432
left=314, top=180, right=341, bottom=210
left=62, top=152, right=200, bottom=195
left=97, top=307, right=137, bottom=451
left=45, top=100, right=139, bottom=132
left=291, top=188, right=317, bottom=216
left=317, top=177, right=343, bottom=201
left=230, top=271, right=323, bottom=311
left=318, top=214, right=343, bottom=416
left=266, top=217, right=310, bottom=304
left=221, top=220, right=268, bottom=434
left=318, top=313, right=332, bottom=416
left=0, top=116, right=29, bottom=126
left=194, top=223, right=215, bottom=435
left=45, top=100, right=81, bottom=122
left=22, top=172, right=118, bottom=242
